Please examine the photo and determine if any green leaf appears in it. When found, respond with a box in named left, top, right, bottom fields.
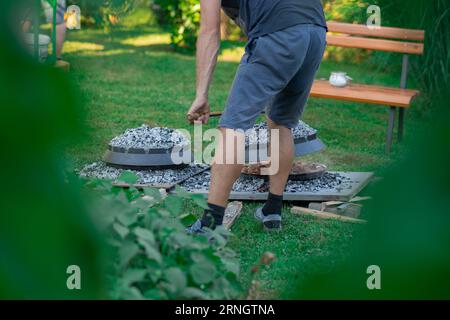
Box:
left=180, top=287, right=207, bottom=300
left=179, top=213, right=197, bottom=226
left=189, top=260, right=216, bottom=285
left=117, top=171, right=139, bottom=185
left=134, top=227, right=156, bottom=244
left=137, top=238, right=162, bottom=264
left=144, top=188, right=163, bottom=202
left=116, top=209, right=138, bottom=226
left=221, top=258, right=240, bottom=276
left=113, top=222, right=129, bottom=239
left=119, top=240, right=139, bottom=268
left=175, top=185, right=191, bottom=199
left=123, top=269, right=147, bottom=287
left=120, top=286, right=144, bottom=300
left=144, top=288, right=165, bottom=300
left=164, top=267, right=187, bottom=292
left=164, top=195, right=183, bottom=215
left=192, top=194, right=208, bottom=209
left=106, top=238, right=122, bottom=248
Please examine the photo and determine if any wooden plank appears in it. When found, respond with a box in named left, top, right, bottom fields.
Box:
left=349, top=196, right=372, bottom=202
left=310, top=80, right=419, bottom=108
left=308, top=202, right=362, bottom=218
left=222, top=201, right=243, bottom=230
left=291, top=206, right=367, bottom=224
left=326, top=34, right=424, bottom=55
left=327, top=21, right=425, bottom=41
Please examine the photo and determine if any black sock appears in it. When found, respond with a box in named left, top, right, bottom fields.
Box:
left=262, top=192, right=283, bottom=216
left=200, top=203, right=225, bottom=228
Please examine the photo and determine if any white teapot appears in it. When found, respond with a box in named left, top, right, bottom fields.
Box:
left=329, top=72, right=353, bottom=87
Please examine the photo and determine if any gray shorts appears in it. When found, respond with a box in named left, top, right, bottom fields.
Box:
left=219, top=24, right=327, bottom=130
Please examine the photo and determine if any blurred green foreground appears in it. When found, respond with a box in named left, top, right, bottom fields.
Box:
left=0, top=0, right=449, bottom=299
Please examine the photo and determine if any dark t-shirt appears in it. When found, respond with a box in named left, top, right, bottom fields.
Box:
left=222, top=0, right=327, bottom=38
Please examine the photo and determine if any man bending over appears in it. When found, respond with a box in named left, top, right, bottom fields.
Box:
left=187, top=0, right=327, bottom=233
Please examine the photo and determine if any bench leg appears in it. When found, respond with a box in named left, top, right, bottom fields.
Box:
left=386, top=107, right=396, bottom=153
left=398, top=108, right=405, bottom=142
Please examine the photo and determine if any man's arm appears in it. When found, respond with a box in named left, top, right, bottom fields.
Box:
left=187, top=0, right=221, bottom=124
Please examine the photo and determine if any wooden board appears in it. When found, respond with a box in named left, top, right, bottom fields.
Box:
left=188, top=172, right=374, bottom=202
left=310, top=80, right=419, bottom=108
left=291, top=206, right=367, bottom=224
left=222, top=201, right=243, bottom=230
left=327, top=21, right=425, bottom=41
left=326, top=34, right=424, bottom=55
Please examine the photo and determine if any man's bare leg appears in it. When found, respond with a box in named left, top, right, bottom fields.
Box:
left=253, top=118, right=294, bottom=230
left=208, top=128, right=244, bottom=207
left=267, top=118, right=294, bottom=196
left=187, top=127, right=244, bottom=232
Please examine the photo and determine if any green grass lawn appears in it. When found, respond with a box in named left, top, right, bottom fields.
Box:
left=64, top=26, right=425, bottom=298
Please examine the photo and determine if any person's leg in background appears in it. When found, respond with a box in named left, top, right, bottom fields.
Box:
left=54, top=22, right=66, bottom=59
left=42, top=0, right=66, bottom=59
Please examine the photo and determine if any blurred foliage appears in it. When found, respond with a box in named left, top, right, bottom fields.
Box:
left=287, top=1, right=450, bottom=299
left=1, top=0, right=240, bottom=300
left=289, top=92, right=450, bottom=299
left=151, top=0, right=243, bottom=53
left=322, top=0, right=371, bottom=63
left=152, top=0, right=200, bottom=53
left=323, top=0, right=369, bottom=23
left=83, top=175, right=241, bottom=299
left=75, top=0, right=137, bottom=32
left=220, top=11, right=244, bottom=42
left=0, top=0, right=105, bottom=299
left=371, top=0, right=450, bottom=111
left=119, top=2, right=158, bottom=28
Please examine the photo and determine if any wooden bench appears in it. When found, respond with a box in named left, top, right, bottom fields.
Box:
left=311, top=22, right=425, bottom=153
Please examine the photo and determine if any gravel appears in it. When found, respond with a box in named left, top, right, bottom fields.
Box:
left=78, top=161, right=207, bottom=185
left=108, top=121, right=316, bottom=151
left=180, top=171, right=351, bottom=193
left=109, top=124, right=189, bottom=151
left=79, top=161, right=351, bottom=193
left=246, top=120, right=317, bottom=145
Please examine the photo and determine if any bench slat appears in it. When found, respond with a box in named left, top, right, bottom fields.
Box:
left=310, top=80, right=419, bottom=108
left=327, top=22, right=425, bottom=41
left=326, top=34, right=424, bottom=55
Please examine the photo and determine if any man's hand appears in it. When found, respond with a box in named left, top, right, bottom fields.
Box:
left=187, top=97, right=211, bottom=124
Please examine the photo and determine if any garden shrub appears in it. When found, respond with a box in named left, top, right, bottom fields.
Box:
left=75, top=0, right=137, bottom=31
left=84, top=172, right=241, bottom=300
left=152, top=0, right=200, bottom=53
left=372, top=0, right=449, bottom=111
left=322, top=0, right=371, bottom=63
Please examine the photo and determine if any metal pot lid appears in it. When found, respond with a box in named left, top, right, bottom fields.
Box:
left=103, top=146, right=194, bottom=169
